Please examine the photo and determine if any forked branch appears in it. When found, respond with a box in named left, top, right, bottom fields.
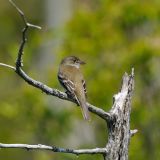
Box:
left=0, top=1, right=137, bottom=159
left=0, top=0, right=111, bottom=121
left=0, top=0, right=111, bottom=157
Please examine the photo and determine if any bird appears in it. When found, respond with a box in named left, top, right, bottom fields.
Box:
left=58, top=56, right=90, bottom=120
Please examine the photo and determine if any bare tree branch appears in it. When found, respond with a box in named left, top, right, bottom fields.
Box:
left=87, top=103, right=111, bottom=121
left=0, top=0, right=111, bottom=121
left=9, top=0, right=41, bottom=30
left=0, top=63, right=15, bottom=70
left=9, top=0, right=41, bottom=69
left=104, top=68, right=135, bottom=160
left=0, top=143, right=107, bottom=155
left=0, top=1, right=137, bottom=159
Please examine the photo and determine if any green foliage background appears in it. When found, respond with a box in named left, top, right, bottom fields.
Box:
left=0, top=0, right=160, bottom=159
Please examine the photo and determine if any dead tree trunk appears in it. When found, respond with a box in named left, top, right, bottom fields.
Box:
left=104, top=70, right=136, bottom=160
left=0, top=1, right=137, bottom=160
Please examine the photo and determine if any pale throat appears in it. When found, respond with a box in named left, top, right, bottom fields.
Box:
left=65, top=63, right=80, bottom=69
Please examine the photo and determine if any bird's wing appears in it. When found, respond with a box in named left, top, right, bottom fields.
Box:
left=58, top=73, right=80, bottom=104
left=58, top=73, right=74, bottom=93
left=82, top=79, right=87, bottom=97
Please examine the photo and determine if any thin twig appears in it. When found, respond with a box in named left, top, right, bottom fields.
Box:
left=5, top=0, right=112, bottom=121
left=88, top=103, right=111, bottom=121
left=0, top=143, right=107, bottom=155
left=9, top=0, right=41, bottom=30
left=27, top=23, right=41, bottom=29
left=9, top=0, right=41, bottom=69
left=0, top=1, right=136, bottom=159
left=9, top=0, right=27, bottom=24
left=0, top=63, right=15, bottom=70
left=130, top=129, right=138, bottom=137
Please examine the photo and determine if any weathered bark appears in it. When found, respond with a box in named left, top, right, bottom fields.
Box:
left=104, top=69, right=135, bottom=160
left=0, top=1, right=137, bottom=159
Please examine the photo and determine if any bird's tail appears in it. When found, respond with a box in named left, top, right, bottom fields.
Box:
left=75, top=88, right=90, bottom=121
left=80, top=101, right=90, bottom=121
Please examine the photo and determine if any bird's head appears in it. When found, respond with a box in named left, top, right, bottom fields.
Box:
left=61, top=56, right=85, bottom=68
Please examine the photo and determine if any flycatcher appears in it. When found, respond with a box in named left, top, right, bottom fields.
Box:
left=58, top=56, right=90, bottom=120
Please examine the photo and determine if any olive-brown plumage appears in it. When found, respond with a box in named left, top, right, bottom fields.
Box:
left=58, top=56, right=90, bottom=120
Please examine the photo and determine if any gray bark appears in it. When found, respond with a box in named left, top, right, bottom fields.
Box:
left=104, top=70, right=135, bottom=160
left=0, top=1, right=137, bottom=159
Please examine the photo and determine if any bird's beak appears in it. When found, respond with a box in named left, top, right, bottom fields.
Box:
left=78, top=60, right=86, bottom=65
